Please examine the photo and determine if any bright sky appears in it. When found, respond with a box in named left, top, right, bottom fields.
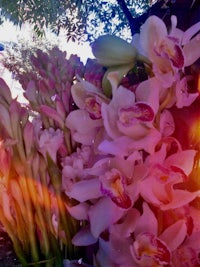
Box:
left=0, top=20, right=94, bottom=102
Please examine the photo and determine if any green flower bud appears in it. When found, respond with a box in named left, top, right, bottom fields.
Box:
left=92, top=35, right=138, bottom=67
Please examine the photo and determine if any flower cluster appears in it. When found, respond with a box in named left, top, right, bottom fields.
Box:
left=63, top=15, right=200, bottom=266
left=0, top=15, right=200, bottom=267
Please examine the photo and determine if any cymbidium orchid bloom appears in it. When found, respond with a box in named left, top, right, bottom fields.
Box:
left=140, top=148, right=200, bottom=210
left=71, top=78, right=109, bottom=119
left=136, top=14, right=200, bottom=78
left=66, top=80, right=108, bottom=146
left=137, top=15, right=184, bottom=76
left=101, top=81, right=156, bottom=140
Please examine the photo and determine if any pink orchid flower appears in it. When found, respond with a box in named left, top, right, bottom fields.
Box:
left=101, top=80, right=157, bottom=143
left=71, top=79, right=109, bottom=120
left=130, top=203, right=189, bottom=267
left=140, top=149, right=200, bottom=210
left=66, top=80, right=109, bottom=145
left=138, top=15, right=184, bottom=75
left=136, top=15, right=200, bottom=88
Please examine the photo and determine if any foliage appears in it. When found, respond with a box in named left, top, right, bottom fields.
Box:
left=1, top=33, right=59, bottom=86
left=0, top=0, right=151, bottom=41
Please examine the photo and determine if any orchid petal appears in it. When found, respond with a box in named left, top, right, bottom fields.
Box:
left=160, top=220, right=187, bottom=251
left=160, top=190, right=200, bottom=210
left=135, top=203, right=158, bottom=236
left=66, top=178, right=102, bottom=202
left=135, top=77, right=160, bottom=113
left=139, top=15, right=167, bottom=58
left=182, top=21, right=200, bottom=45
left=89, top=197, right=124, bottom=238
left=67, top=203, right=90, bottom=220
left=165, top=150, right=196, bottom=175
left=183, top=34, right=200, bottom=66
left=72, top=226, right=97, bottom=246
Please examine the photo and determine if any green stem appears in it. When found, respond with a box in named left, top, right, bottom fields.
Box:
left=19, top=175, right=39, bottom=262
left=26, top=164, right=50, bottom=258
left=0, top=209, right=28, bottom=266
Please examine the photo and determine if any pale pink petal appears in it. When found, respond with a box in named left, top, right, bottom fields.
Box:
left=159, top=110, right=175, bottom=137
left=160, top=190, right=200, bottom=210
left=182, top=21, right=200, bottom=45
left=139, top=15, right=167, bottom=59
left=105, top=235, right=136, bottom=266
left=101, top=103, right=121, bottom=139
left=110, top=208, right=140, bottom=238
left=160, top=220, right=187, bottom=251
left=117, top=120, right=151, bottom=139
left=72, top=226, right=97, bottom=246
left=67, top=203, right=90, bottom=220
left=95, top=246, right=118, bottom=267
left=183, top=34, right=200, bottom=66
left=98, top=136, right=134, bottom=157
left=66, top=109, right=102, bottom=144
left=128, top=128, right=161, bottom=154
left=89, top=197, right=124, bottom=238
left=184, top=231, right=200, bottom=248
left=134, top=203, right=158, bottom=236
left=110, top=85, right=135, bottom=110
left=139, top=179, right=163, bottom=207
left=66, top=178, right=102, bottom=202
left=169, top=15, right=184, bottom=42
left=164, top=150, right=196, bottom=175
left=135, top=77, right=160, bottom=113
left=175, top=77, right=199, bottom=108
left=71, top=80, right=103, bottom=109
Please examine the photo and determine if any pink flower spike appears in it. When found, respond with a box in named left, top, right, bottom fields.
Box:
left=23, top=121, right=34, bottom=157
left=0, top=78, right=12, bottom=104
left=0, top=103, right=13, bottom=137
left=40, top=105, right=64, bottom=128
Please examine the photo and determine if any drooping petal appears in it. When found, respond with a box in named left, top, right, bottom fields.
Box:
left=66, top=178, right=102, bottom=202
left=72, top=226, right=97, bottom=246
left=88, top=197, right=124, bottom=238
